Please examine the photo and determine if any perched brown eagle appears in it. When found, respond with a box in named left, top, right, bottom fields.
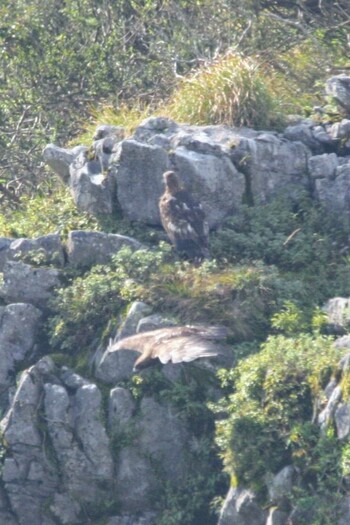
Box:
left=112, top=325, right=229, bottom=371
left=159, top=171, right=210, bottom=260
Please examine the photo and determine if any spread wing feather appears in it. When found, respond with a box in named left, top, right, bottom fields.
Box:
left=112, top=325, right=229, bottom=366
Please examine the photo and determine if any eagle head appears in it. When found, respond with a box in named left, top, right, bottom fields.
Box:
left=163, top=170, right=182, bottom=194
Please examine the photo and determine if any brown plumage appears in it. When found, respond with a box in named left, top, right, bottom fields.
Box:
left=113, top=325, right=229, bottom=371
left=159, top=171, right=210, bottom=260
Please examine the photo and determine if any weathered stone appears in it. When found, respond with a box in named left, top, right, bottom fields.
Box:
left=338, top=495, right=350, bottom=525
left=266, top=466, right=294, bottom=506
left=137, top=396, right=190, bottom=481
left=108, top=387, right=136, bottom=431
left=137, top=314, right=175, bottom=333
left=133, top=116, right=179, bottom=142
left=66, top=230, right=143, bottom=268
left=315, top=164, right=350, bottom=223
left=93, top=124, right=126, bottom=141
left=115, top=447, right=159, bottom=512
left=95, top=342, right=138, bottom=383
left=218, top=487, right=267, bottom=525
left=328, top=119, right=350, bottom=140
left=117, top=301, right=153, bottom=339
left=266, top=508, right=288, bottom=525
left=230, top=133, right=311, bottom=203
left=322, top=297, right=350, bottom=333
left=0, top=260, right=60, bottom=308
left=49, top=492, right=81, bottom=525
left=74, top=384, right=114, bottom=481
left=7, top=233, right=65, bottom=267
left=0, top=237, right=13, bottom=271
left=283, top=120, right=327, bottom=153
left=59, top=366, right=90, bottom=390
left=171, top=146, right=245, bottom=227
left=326, top=75, right=350, bottom=113
left=335, top=402, right=350, bottom=439
left=308, top=153, right=338, bottom=180
left=113, top=139, right=170, bottom=224
left=69, top=151, right=116, bottom=215
left=0, top=303, right=42, bottom=408
left=0, top=358, right=59, bottom=525
left=318, top=385, right=342, bottom=430
left=43, top=143, right=87, bottom=182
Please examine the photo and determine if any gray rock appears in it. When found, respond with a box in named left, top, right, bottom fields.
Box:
left=133, top=116, right=179, bottom=142
left=266, top=508, right=288, bottom=525
left=328, top=119, right=350, bottom=140
left=0, top=260, right=60, bottom=308
left=137, top=396, right=190, bottom=482
left=69, top=150, right=116, bottom=215
left=315, top=164, right=350, bottom=221
left=322, top=297, right=350, bottom=333
left=283, top=121, right=326, bottom=153
left=230, top=133, right=311, bottom=203
left=326, top=75, right=350, bottom=113
left=308, top=153, right=338, bottom=180
left=49, top=492, right=81, bottom=525
left=318, top=385, right=342, bottom=430
left=59, top=366, right=90, bottom=390
left=93, top=125, right=126, bottom=141
left=0, top=303, right=42, bottom=407
left=115, top=396, right=191, bottom=513
left=335, top=402, right=350, bottom=439
left=66, top=230, right=143, bottom=268
left=218, top=487, right=267, bottom=525
left=0, top=237, right=13, bottom=271
left=74, top=384, right=114, bottom=481
left=7, top=233, right=65, bottom=267
left=0, top=358, right=59, bottom=525
left=115, top=447, right=159, bottom=512
left=171, top=146, right=245, bottom=227
left=113, top=139, right=170, bottom=224
left=43, top=143, right=87, bottom=182
left=117, top=301, right=153, bottom=339
left=338, top=495, right=350, bottom=525
left=108, top=387, right=136, bottom=431
left=266, top=465, right=294, bottom=505
left=137, top=314, right=175, bottom=333
left=95, top=342, right=138, bottom=383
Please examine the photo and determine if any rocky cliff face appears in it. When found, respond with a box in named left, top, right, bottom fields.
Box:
left=1, top=75, right=350, bottom=524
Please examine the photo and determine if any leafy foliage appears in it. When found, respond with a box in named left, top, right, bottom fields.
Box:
left=212, top=322, right=349, bottom=519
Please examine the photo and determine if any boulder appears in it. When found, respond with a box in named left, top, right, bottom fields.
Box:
left=218, top=487, right=267, bottom=525
left=322, top=297, right=350, bottom=333
left=230, top=133, right=311, bottom=203
left=7, top=233, right=65, bottom=267
left=69, top=150, right=116, bottom=215
left=113, top=139, right=170, bottom=224
left=0, top=303, right=42, bottom=408
left=266, top=465, right=294, bottom=506
left=308, top=153, right=338, bottom=180
left=326, top=75, right=350, bottom=113
left=43, top=143, right=87, bottom=182
left=0, top=237, right=13, bottom=271
left=0, top=260, right=60, bottom=308
left=66, top=230, right=143, bottom=268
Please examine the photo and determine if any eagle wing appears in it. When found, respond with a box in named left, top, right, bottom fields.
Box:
left=112, top=325, right=228, bottom=366
left=152, top=334, right=229, bottom=364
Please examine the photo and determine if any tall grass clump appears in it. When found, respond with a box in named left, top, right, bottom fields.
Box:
left=162, top=52, right=283, bottom=129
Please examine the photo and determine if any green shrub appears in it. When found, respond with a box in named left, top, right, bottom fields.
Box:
left=212, top=328, right=348, bottom=518
left=0, top=186, right=99, bottom=238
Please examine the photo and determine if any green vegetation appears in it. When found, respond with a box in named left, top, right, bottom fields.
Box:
left=212, top=315, right=349, bottom=523
left=1, top=1, right=350, bottom=524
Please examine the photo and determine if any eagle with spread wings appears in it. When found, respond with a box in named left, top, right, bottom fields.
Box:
left=112, top=325, right=230, bottom=371
left=159, top=171, right=210, bottom=260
